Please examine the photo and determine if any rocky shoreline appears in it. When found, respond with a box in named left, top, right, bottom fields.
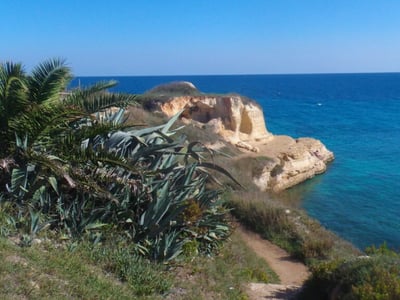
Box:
left=149, top=81, right=334, bottom=192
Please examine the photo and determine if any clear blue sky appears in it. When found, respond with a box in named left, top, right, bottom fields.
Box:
left=1, top=0, right=400, bottom=75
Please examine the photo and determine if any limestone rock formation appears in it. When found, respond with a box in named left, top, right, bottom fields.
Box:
left=160, top=94, right=273, bottom=149
left=252, top=136, right=334, bottom=192
left=145, top=81, right=334, bottom=192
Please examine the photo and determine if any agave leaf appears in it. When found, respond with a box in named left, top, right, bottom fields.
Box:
left=84, top=222, right=107, bottom=230
left=126, top=110, right=183, bottom=138
left=29, top=209, right=40, bottom=235
left=110, top=107, right=125, bottom=125
left=198, top=162, right=243, bottom=188
left=151, top=231, right=185, bottom=261
left=15, top=134, right=28, bottom=150
left=160, top=110, right=183, bottom=134
left=48, top=176, right=59, bottom=195
left=9, top=168, right=28, bottom=194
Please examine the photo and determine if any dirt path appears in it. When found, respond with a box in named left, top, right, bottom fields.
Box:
left=236, top=225, right=309, bottom=299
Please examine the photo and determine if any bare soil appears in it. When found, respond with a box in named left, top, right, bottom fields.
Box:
left=236, top=225, right=309, bottom=299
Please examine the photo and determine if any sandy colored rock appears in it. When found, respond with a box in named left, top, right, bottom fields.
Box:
left=152, top=82, right=334, bottom=192
left=252, top=136, right=334, bottom=192
left=160, top=95, right=273, bottom=143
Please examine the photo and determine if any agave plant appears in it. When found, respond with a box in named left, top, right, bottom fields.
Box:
left=74, top=112, right=232, bottom=260
left=0, top=58, right=233, bottom=261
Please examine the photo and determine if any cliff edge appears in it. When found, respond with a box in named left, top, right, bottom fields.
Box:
left=144, top=82, right=334, bottom=192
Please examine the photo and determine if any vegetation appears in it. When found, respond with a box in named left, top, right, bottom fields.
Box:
left=299, top=244, right=400, bottom=299
left=127, top=81, right=400, bottom=300
left=0, top=228, right=277, bottom=299
left=169, top=229, right=279, bottom=299
left=0, top=237, right=146, bottom=299
left=2, top=58, right=399, bottom=298
left=227, top=191, right=360, bottom=264
left=137, top=81, right=201, bottom=110
left=0, top=58, right=237, bottom=263
left=0, top=58, right=279, bottom=299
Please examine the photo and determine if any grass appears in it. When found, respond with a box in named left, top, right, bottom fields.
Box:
left=0, top=238, right=140, bottom=299
left=0, top=227, right=278, bottom=300
left=227, top=190, right=360, bottom=265
left=166, top=229, right=279, bottom=299
left=82, top=242, right=173, bottom=296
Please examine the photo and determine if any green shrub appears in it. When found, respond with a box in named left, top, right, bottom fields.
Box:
left=227, top=191, right=305, bottom=255
left=297, top=234, right=334, bottom=261
left=228, top=191, right=292, bottom=235
left=299, top=252, right=400, bottom=299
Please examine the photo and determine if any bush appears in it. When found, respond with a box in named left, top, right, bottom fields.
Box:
left=299, top=251, right=400, bottom=299
left=227, top=191, right=298, bottom=253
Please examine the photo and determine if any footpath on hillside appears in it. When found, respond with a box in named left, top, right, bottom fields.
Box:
left=236, top=225, right=309, bottom=300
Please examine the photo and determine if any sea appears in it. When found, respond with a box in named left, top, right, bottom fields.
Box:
left=71, top=73, right=400, bottom=250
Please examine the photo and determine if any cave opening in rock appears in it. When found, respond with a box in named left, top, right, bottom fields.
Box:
left=239, top=110, right=253, bottom=135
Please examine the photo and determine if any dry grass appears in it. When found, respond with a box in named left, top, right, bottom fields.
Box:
left=227, top=190, right=360, bottom=265
left=124, top=105, right=168, bottom=127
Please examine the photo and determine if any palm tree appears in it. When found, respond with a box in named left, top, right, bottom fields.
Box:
left=0, top=58, right=233, bottom=260
left=0, top=58, right=137, bottom=219
left=0, top=58, right=134, bottom=195
left=0, top=58, right=134, bottom=154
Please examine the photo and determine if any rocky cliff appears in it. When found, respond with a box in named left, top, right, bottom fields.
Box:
left=145, top=82, right=334, bottom=192
left=251, top=136, right=334, bottom=192
left=160, top=94, right=272, bottom=152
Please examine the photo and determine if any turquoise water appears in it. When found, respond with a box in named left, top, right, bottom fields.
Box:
left=72, top=73, right=400, bottom=249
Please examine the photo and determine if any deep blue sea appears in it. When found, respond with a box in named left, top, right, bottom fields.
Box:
left=71, top=73, right=400, bottom=250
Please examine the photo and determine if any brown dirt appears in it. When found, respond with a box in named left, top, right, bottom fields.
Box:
left=236, top=225, right=309, bottom=299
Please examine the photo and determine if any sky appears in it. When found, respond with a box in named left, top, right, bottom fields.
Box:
left=1, top=0, right=400, bottom=76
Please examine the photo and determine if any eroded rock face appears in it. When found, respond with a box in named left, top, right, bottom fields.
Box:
left=252, top=136, right=334, bottom=192
left=160, top=95, right=273, bottom=146
left=149, top=81, right=334, bottom=192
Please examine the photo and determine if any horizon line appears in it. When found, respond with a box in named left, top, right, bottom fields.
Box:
left=74, top=71, right=400, bottom=77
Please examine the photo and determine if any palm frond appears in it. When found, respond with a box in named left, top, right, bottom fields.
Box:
left=28, top=58, right=71, bottom=104
left=72, top=80, right=118, bottom=94
left=0, top=61, right=27, bottom=101
left=9, top=102, right=83, bottom=148
left=29, top=152, right=76, bottom=189
left=65, top=80, right=136, bottom=114
left=0, top=62, right=29, bottom=150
